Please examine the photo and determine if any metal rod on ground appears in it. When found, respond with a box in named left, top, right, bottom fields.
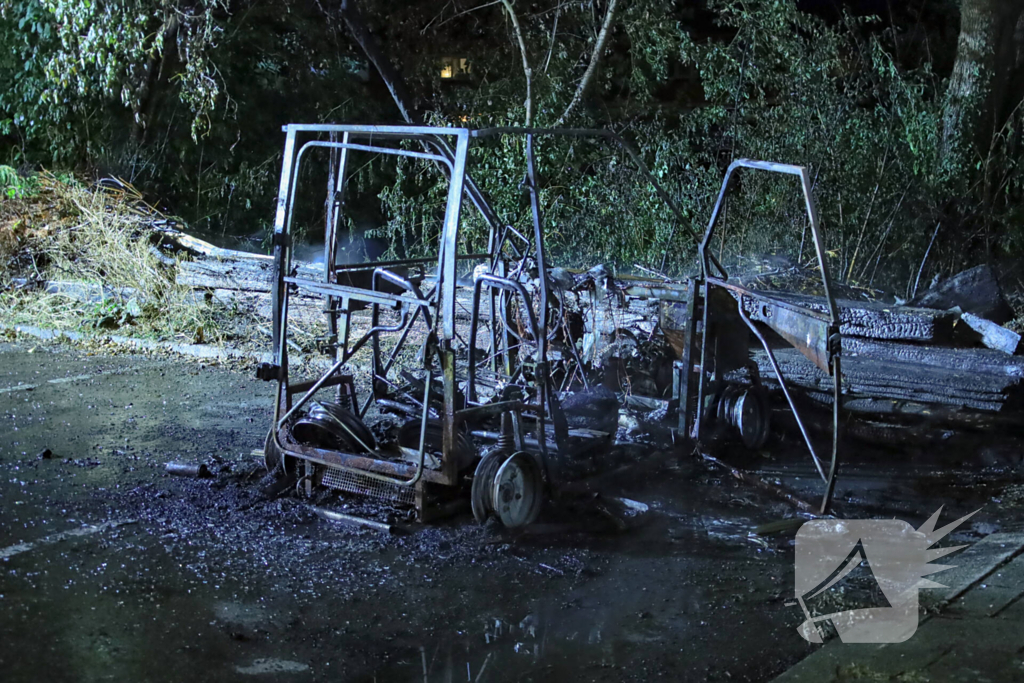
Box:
left=697, top=450, right=817, bottom=515
left=165, top=462, right=211, bottom=477
left=312, top=506, right=393, bottom=533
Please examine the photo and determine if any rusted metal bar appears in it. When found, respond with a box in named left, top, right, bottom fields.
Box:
left=313, top=507, right=393, bottom=533
left=821, top=355, right=841, bottom=514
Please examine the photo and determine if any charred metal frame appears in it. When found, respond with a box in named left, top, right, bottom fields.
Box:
left=262, top=124, right=843, bottom=518
left=262, top=124, right=704, bottom=517
left=694, top=160, right=843, bottom=513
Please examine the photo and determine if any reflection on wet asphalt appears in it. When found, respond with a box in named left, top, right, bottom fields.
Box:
left=0, top=343, right=1010, bottom=682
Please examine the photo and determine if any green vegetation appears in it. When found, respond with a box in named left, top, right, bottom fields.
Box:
left=0, top=165, right=38, bottom=199
left=0, top=173, right=245, bottom=343
left=1, top=1, right=1022, bottom=298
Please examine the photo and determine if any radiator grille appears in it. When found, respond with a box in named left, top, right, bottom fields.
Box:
left=319, top=465, right=416, bottom=506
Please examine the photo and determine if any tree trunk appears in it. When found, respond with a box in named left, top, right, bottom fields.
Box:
left=942, top=0, right=1024, bottom=161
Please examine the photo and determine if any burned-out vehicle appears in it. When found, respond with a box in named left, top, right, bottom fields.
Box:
left=257, top=124, right=850, bottom=525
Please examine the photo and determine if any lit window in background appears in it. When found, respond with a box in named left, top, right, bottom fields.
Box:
left=440, top=57, right=470, bottom=80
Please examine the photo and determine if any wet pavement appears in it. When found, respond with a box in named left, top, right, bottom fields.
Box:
left=0, top=342, right=1019, bottom=682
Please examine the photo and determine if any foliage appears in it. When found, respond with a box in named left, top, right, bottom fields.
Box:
left=366, top=0, right=1010, bottom=293
left=0, top=165, right=39, bottom=199
left=1, top=0, right=224, bottom=160
left=0, top=0, right=376, bottom=235
left=0, top=0, right=1021, bottom=296
left=665, top=1, right=953, bottom=285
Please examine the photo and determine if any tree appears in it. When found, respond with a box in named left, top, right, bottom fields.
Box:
left=942, top=0, right=1024, bottom=162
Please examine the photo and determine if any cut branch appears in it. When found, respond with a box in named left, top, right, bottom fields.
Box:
left=543, top=7, right=560, bottom=73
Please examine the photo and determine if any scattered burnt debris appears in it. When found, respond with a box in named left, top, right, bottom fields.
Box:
left=159, top=124, right=1022, bottom=528
left=165, top=462, right=212, bottom=478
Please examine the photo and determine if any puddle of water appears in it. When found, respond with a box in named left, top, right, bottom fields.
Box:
left=235, top=658, right=310, bottom=675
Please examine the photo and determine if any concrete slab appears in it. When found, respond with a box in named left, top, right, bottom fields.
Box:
left=774, top=532, right=1024, bottom=682
left=945, top=551, right=1024, bottom=618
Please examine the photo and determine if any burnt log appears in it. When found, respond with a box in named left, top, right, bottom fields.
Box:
left=843, top=337, right=1024, bottom=378
left=176, top=255, right=320, bottom=292
left=657, top=290, right=956, bottom=346
left=835, top=397, right=1021, bottom=433
left=744, top=341, right=1024, bottom=413
left=910, top=264, right=1014, bottom=323
left=737, top=291, right=957, bottom=343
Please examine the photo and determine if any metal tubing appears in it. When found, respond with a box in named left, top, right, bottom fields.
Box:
left=800, top=168, right=840, bottom=324
left=324, top=132, right=350, bottom=382
left=694, top=279, right=712, bottom=439
left=165, top=462, right=211, bottom=478
left=297, top=139, right=451, bottom=165
left=524, top=134, right=554, bottom=462
left=271, top=129, right=297, bottom=370
left=526, top=135, right=550, bottom=364
left=736, top=298, right=828, bottom=481
left=283, top=277, right=427, bottom=308
left=467, top=274, right=539, bottom=403
left=821, top=356, right=842, bottom=513
left=697, top=159, right=839, bottom=329
left=313, top=507, right=393, bottom=533
left=440, top=131, right=470, bottom=341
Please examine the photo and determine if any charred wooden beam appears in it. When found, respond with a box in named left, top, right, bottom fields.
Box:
left=744, top=344, right=1024, bottom=413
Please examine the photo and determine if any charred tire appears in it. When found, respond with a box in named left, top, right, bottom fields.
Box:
left=471, top=448, right=509, bottom=523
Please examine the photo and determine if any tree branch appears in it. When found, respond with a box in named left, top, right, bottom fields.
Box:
left=424, top=0, right=502, bottom=33
left=543, top=7, right=560, bottom=73
left=500, top=0, right=532, bottom=126
left=553, top=0, right=618, bottom=127
left=339, top=0, right=418, bottom=123
left=131, top=11, right=180, bottom=146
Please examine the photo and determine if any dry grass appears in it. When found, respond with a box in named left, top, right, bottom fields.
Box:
left=0, top=173, right=235, bottom=343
